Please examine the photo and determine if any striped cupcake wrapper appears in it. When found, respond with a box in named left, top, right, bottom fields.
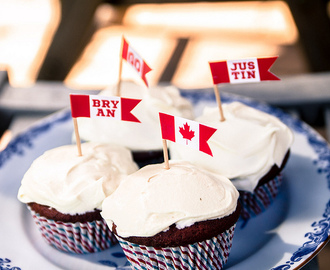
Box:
left=239, top=174, right=283, bottom=220
left=117, top=224, right=236, bottom=270
left=28, top=207, right=117, bottom=254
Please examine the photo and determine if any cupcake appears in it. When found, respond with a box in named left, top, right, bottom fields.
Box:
left=76, top=81, right=194, bottom=167
left=170, top=102, right=294, bottom=220
left=101, top=161, right=240, bottom=270
left=17, top=142, right=139, bottom=254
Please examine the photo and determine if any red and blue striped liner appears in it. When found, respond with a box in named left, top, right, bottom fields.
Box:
left=28, top=207, right=117, bottom=254
left=117, top=224, right=236, bottom=270
left=239, top=174, right=283, bottom=220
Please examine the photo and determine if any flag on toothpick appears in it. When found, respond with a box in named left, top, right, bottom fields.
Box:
left=209, top=56, right=280, bottom=85
left=121, top=37, right=152, bottom=87
left=159, top=112, right=217, bottom=157
left=70, top=93, right=141, bottom=156
left=70, top=94, right=141, bottom=122
left=208, top=56, right=280, bottom=122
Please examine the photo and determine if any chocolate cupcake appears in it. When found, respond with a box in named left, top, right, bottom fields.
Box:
left=170, top=102, right=293, bottom=220
left=17, top=142, right=138, bottom=254
left=75, top=81, right=194, bottom=167
left=101, top=161, right=240, bottom=269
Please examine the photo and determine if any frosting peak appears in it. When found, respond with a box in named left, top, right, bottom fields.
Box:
left=101, top=161, right=239, bottom=238
left=17, top=143, right=138, bottom=214
left=170, top=102, right=294, bottom=192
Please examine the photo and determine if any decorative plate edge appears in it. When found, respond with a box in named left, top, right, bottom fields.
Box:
left=0, top=111, right=71, bottom=169
left=0, top=257, right=21, bottom=270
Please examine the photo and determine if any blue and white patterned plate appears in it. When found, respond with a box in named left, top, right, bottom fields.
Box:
left=0, top=90, right=329, bottom=270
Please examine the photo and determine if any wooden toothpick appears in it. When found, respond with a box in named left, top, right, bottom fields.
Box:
left=73, top=118, right=82, bottom=156
left=162, top=139, right=170, bottom=170
left=116, top=37, right=124, bottom=97
left=213, top=84, right=225, bottom=122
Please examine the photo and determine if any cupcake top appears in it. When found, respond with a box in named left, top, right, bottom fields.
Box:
left=170, top=102, right=294, bottom=192
left=101, top=160, right=239, bottom=238
left=76, top=81, right=194, bottom=151
left=17, top=142, right=138, bottom=214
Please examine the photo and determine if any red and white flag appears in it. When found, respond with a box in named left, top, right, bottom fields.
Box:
left=209, top=56, right=280, bottom=85
left=159, top=112, right=217, bottom=156
left=122, top=37, right=152, bottom=87
left=70, top=94, right=141, bottom=123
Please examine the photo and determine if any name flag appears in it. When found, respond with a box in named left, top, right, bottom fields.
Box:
left=159, top=112, right=217, bottom=156
left=70, top=94, right=141, bottom=123
left=121, top=37, right=152, bottom=87
left=209, top=56, right=280, bottom=85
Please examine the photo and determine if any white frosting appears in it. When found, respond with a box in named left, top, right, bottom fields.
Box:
left=170, top=102, right=294, bottom=192
left=76, top=81, right=194, bottom=151
left=101, top=161, right=239, bottom=238
left=17, top=143, right=139, bottom=214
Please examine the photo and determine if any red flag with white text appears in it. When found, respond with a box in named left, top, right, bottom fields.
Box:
left=159, top=112, right=217, bottom=156
left=70, top=94, right=141, bottom=123
left=209, top=56, right=280, bottom=84
left=121, top=37, right=152, bottom=87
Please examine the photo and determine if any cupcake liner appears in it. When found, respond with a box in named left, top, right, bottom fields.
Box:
left=117, top=224, right=236, bottom=270
left=239, top=174, right=283, bottom=220
left=28, top=207, right=117, bottom=254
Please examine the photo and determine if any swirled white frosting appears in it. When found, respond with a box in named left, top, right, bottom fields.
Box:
left=76, top=81, right=194, bottom=151
left=170, top=102, right=294, bottom=192
left=17, top=142, right=139, bottom=214
left=101, top=161, right=239, bottom=238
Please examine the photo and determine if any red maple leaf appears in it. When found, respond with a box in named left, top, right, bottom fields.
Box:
left=179, top=122, right=195, bottom=144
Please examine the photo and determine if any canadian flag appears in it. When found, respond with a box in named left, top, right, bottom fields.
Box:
left=209, top=56, right=280, bottom=84
left=122, top=37, right=152, bottom=87
left=159, top=112, right=217, bottom=156
left=70, top=94, right=141, bottom=123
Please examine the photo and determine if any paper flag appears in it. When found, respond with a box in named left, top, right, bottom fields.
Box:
left=122, top=37, right=152, bottom=87
left=159, top=112, right=217, bottom=156
left=70, top=94, right=141, bottom=123
left=209, top=56, right=280, bottom=84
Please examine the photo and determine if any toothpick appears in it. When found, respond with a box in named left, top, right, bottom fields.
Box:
left=116, top=37, right=124, bottom=97
left=162, top=139, right=170, bottom=170
left=73, top=118, right=82, bottom=156
left=213, top=84, right=225, bottom=122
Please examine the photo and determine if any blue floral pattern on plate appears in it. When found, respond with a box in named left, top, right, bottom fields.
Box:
left=0, top=258, right=21, bottom=270
left=0, top=111, right=71, bottom=168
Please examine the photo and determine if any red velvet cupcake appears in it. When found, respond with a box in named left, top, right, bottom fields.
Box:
left=170, top=102, right=293, bottom=219
left=76, top=81, right=194, bottom=167
left=17, top=142, right=138, bottom=253
left=102, top=161, right=240, bottom=269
